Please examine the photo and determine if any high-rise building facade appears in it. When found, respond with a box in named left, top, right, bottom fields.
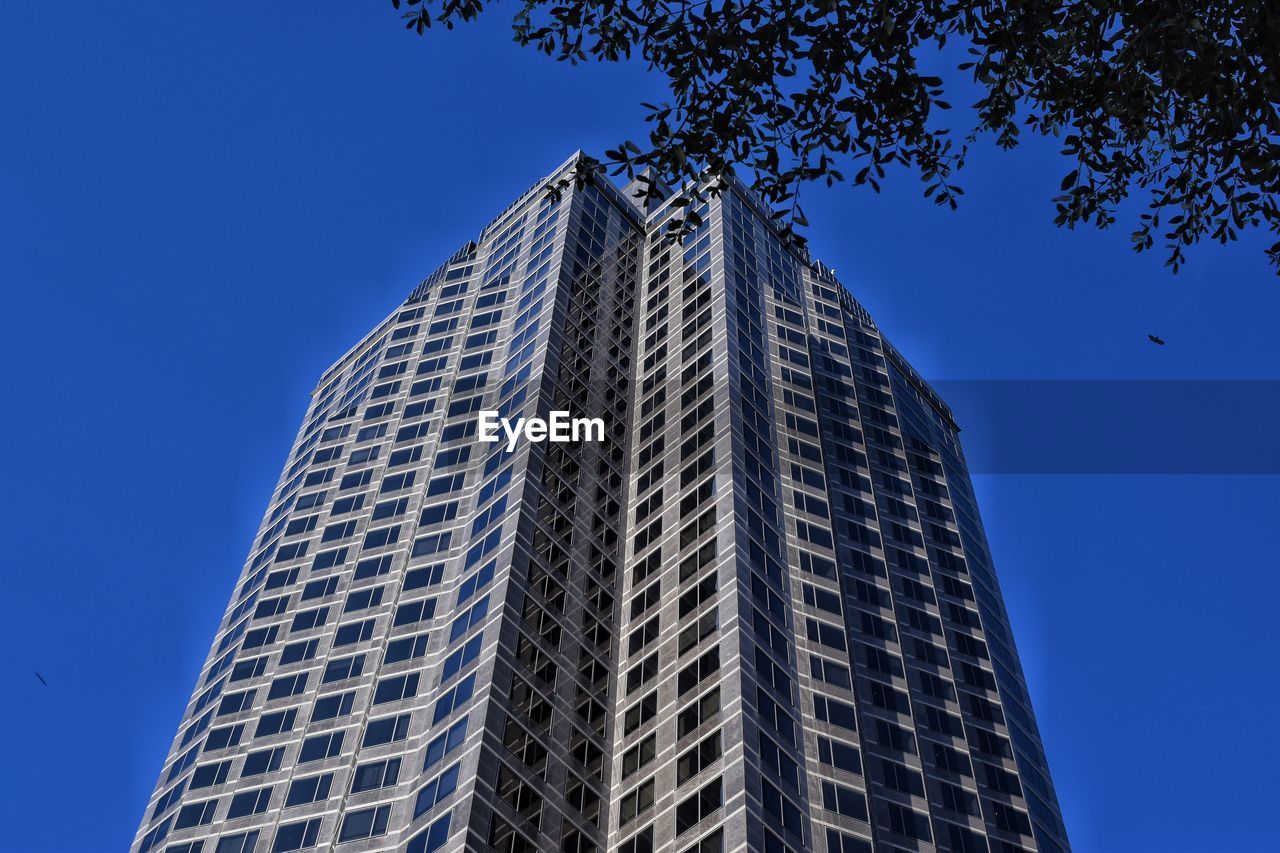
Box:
left=134, top=153, right=1069, bottom=853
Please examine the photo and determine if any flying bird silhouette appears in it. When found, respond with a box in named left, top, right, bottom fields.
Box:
left=34, top=671, right=47, bottom=687
left=1148, top=334, right=1165, bottom=346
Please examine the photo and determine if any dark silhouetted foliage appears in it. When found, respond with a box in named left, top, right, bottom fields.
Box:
left=393, top=0, right=1280, bottom=271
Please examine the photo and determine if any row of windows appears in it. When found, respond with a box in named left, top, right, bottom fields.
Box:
left=797, top=268, right=1040, bottom=846
left=147, top=178, right=572, bottom=853
left=484, top=182, right=640, bottom=850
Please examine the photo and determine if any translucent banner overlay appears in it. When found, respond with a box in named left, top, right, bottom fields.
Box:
left=931, top=380, right=1280, bottom=474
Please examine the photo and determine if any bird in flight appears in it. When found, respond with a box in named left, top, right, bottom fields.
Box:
left=34, top=671, right=47, bottom=687
left=1148, top=334, right=1166, bottom=346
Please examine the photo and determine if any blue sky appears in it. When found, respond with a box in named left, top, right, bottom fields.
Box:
left=2, top=5, right=1277, bottom=851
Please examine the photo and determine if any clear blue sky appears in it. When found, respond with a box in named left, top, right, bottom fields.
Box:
left=3, top=5, right=1277, bottom=852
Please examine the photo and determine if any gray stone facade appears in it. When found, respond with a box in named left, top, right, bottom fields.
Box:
left=133, top=153, right=1069, bottom=853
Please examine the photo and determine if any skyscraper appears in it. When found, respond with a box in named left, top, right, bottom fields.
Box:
left=134, top=152, right=1069, bottom=853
